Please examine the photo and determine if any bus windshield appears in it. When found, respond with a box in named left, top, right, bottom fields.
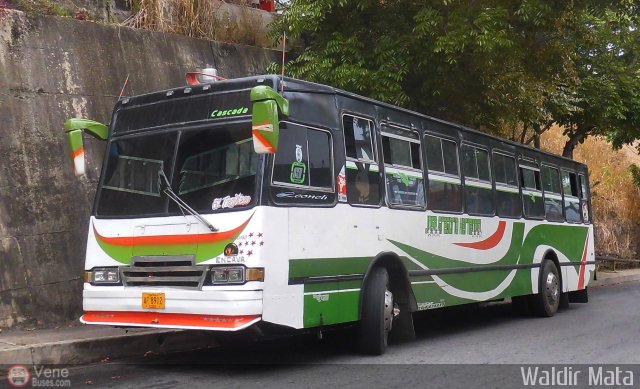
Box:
left=95, top=124, right=259, bottom=217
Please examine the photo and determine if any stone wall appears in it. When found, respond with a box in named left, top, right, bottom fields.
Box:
left=0, top=10, right=279, bottom=328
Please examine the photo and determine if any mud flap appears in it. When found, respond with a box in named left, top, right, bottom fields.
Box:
left=389, top=303, right=415, bottom=343
left=568, top=287, right=588, bottom=303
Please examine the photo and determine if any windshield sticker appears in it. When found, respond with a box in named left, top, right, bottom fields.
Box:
left=212, top=193, right=252, bottom=210
left=290, top=145, right=306, bottom=184
left=295, top=144, right=303, bottom=162
left=210, top=107, right=249, bottom=118
left=290, top=162, right=306, bottom=184
left=337, top=165, right=347, bottom=202
left=276, top=192, right=328, bottom=201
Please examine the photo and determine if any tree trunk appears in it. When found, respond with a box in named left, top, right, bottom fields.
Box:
left=533, top=124, right=541, bottom=149
left=562, top=131, right=587, bottom=159
left=519, top=124, right=528, bottom=144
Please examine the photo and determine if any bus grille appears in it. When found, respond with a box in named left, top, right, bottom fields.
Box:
left=121, top=255, right=207, bottom=289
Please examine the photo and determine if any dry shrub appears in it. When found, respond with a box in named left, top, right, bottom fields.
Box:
left=122, top=0, right=271, bottom=47
left=541, top=126, right=640, bottom=259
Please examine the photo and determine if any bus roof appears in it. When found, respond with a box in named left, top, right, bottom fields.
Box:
left=113, top=74, right=586, bottom=169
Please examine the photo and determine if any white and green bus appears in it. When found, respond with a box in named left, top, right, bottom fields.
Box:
left=65, top=74, right=594, bottom=355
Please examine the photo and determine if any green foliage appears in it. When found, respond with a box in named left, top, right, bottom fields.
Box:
left=270, top=0, right=640, bottom=157
left=629, top=164, right=640, bottom=189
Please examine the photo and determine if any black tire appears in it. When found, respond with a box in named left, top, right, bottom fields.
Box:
left=358, top=267, right=393, bottom=355
left=530, top=260, right=561, bottom=317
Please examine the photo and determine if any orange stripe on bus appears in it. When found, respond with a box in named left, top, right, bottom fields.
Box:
left=454, top=220, right=507, bottom=250
left=93, top=213, right=253, bottom=246
left=577, top=236, right=589, bottom=290
left=82, top=311, right=260, bottom=329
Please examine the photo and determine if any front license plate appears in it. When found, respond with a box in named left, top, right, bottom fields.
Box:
left=142, top=292, right=165, bottom=309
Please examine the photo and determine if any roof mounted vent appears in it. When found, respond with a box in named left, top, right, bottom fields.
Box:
left=186, top=68, right=225, bottom=85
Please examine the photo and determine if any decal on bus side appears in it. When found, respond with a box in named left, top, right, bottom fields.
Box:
left=210, top=107, right=249, bottom=118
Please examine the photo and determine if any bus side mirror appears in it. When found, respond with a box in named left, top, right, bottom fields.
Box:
left=250, top=85, right=289, bottom=154
left=64, top=118, right=109, bottom=177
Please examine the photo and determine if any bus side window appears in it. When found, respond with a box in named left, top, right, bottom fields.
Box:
left=578, top=173, right=590, bottom=223
left=381, top=131, right=424, bottom=208
left=342, top=115, right=381, bottom=206
left=541, top=165, right=564, bottom=222
left=461, top=144, right=493, bottom=216
left=493, top=152, right=521, bottom=218
left=561, top=170, right=581, bottom=223
left=519, top=162, right=544, bottom=219
left=271, top=122, right=334, bottom=203
left=425, top=135, right=462, bottom=213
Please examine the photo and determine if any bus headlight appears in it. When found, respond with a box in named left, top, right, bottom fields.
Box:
left=209, top=267, right=264, bottom=284
left=92, top=267, right=120, bottom=284
left=211, top=266, right=244, bottom=284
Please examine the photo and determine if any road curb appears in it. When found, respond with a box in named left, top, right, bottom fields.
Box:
left=591, top=271, right=640, bottom=288
left=0, top=328, right=221, bottom=366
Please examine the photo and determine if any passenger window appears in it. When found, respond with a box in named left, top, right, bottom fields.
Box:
left=343, top=115, right=380, bottom=206
left=541, top=165, right=563, bottom=222
left=493, top=152, right=521, bottom=218
left=344, top=116, right=375, bottom=162
left=561, top=170, right=581, bottom=223
left=382, top=131, right=424, bottom=208
left=425, top=135, right=462, bottom=213
left=272, top=123, right=333, bottom=190
left=579, top=173, right=590, bottom=223
left=519, top=162, right=544, bottom=219
left=461, top=145, right=493, bottom=216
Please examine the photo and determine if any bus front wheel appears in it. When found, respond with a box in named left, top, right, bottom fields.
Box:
left=530, top=260, right=561, bottom=317
left=358, top=267, right=393, bottom=355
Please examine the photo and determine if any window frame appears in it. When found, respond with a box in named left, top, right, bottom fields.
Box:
left=492, top=150, right=522, bottom=219
left=381, top=124, right=425, bottom=210
left=341, top=112, right=382, bottom=208
left=461, top=143, right=494, bottom=216
left=270, top=120, right=336, bottom=193
left=492, top=150, right=520, bottom=192
left=341, top=113, right=378, bottom=165
left=541, top=163, right=564, bottom=222
left=561, top=169, right=582, bottom=224
left=518, top=158, right=544, bottom=220
left=424, top=133, right=461, bottom=180
left=461, top=143, right=492, bottom=186
left=424, top=132, right=463, bottom=214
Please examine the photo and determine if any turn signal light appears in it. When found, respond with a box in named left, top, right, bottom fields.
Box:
left=246, top=268, right=265, bottom=282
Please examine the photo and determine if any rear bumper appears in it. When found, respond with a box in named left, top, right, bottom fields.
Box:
left=82, top=286, right=262, bottom=331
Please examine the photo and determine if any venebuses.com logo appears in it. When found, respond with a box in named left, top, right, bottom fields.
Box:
left=7, top=365, right=71, bottom=387
left=7, top=365, right=30, bottom=388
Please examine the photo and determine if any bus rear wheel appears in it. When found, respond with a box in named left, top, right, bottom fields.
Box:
left=530, top=260, right=560, bottom=317
left=358, top=267, right=393, bottom=355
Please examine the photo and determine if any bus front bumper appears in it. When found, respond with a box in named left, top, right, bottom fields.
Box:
left=81, top=287, right=262, bottom=331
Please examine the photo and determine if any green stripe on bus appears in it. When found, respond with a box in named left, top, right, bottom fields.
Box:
left=303, top=280, right=363, bottom=293
left=303, top=290, right=360, bottom=327
left=289, top=257, right=372, bottom=278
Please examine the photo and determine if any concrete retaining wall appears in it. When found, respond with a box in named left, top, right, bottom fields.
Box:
left=0, top=10, right=279, bottom=328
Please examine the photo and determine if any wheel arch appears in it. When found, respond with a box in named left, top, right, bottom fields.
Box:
left=360, top=252, right=418, bottom=316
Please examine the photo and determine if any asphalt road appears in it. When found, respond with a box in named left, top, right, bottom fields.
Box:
left=64, top=282, right=640, bottom=388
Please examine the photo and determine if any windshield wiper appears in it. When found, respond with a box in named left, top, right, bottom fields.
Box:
left=158, top=169, right=218, bottom=232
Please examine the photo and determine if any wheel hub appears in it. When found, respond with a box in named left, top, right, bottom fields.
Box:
left=545, top=272, right=559, bottom=305
left=384, top=289, right=394, bottom=332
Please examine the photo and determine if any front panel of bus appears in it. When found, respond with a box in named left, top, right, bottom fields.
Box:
left=81, top=79, right=294, bottom=331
